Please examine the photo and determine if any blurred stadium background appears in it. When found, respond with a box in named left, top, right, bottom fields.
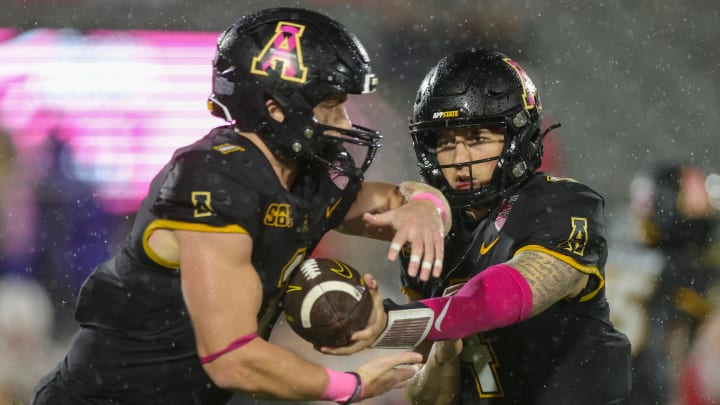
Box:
left=0, top=1, right=718, bottom=404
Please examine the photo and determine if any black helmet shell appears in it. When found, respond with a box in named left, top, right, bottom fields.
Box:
left=207, top=7, right=381, bottom=179
left=410, top=48, right=546, bottom=209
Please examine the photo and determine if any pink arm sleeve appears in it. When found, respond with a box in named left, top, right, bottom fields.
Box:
left=421, top=264, right=533, bottom=341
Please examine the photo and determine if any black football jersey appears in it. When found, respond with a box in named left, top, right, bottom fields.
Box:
left=55, top=126, right=361, bottom=403
left=401, top=174, right=631, bottom=405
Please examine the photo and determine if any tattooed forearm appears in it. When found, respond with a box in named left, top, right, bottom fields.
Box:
left=506, top=250, right=587, bottom=316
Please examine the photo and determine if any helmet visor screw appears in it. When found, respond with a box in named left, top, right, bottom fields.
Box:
left=303, top=128, right=314, bottom=139
left=292, top=142, right=303, bottom=153
left=512, top=111, right=528, bottom=128
left=512, top=161, right=527, bottom=178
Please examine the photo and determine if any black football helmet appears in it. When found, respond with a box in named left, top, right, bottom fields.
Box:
left=410, top=48, right=558, bottom=209
left=208, top=7, right=381, bottom=180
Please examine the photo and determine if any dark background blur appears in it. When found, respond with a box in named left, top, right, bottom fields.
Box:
left=3, top=0, right=719, bottom=208
left=1, top=1, right=719, bottom=404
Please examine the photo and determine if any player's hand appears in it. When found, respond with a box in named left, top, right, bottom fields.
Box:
left=363, top=199, right=445, bottom=281
left=353, top=351, right=424, bottom=401
left=320, top=274, right=387, bottom=355
left=430, top=339, right=463, bottom=364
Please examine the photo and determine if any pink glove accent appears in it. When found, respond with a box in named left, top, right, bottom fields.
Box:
left=422, top=264, right=533, bottom=341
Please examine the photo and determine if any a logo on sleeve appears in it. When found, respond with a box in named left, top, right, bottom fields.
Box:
left=434, top=297, right=453, bottom=332
left=562, top=217, right=589, bottom=256
left=250, top=21, right=308, bottom=83
left=192, top=191, right=213, bottom=218
left=263, top=203, right=293, bottom=228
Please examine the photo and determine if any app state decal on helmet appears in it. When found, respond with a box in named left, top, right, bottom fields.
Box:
left=410, top=48, right=560, bottom=210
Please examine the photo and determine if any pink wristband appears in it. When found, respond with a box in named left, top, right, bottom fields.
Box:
left=410, top=192, right=448, bottom=223
left=322, top=368, right=364, bottom=404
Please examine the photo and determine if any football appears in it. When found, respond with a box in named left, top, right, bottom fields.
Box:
left=283, top=258, right=373, bottom=347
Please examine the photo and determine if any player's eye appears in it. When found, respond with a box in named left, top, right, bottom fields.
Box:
left=435, top=135, right=456, bottom=152
left=466, top=133, right=490, bottom=145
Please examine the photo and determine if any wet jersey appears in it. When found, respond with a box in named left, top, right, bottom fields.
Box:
left=35, top=126, right=361, bottom=405
left=401, top=173, right=631, bottom=405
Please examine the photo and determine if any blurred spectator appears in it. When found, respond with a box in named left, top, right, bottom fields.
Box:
left=680, top=309, right=720, bottom=405
left=0, top=128, right=14, bottom=186
left=0, top=277, right=66, bottom=404
left=30, top=132, right=126, bottom=338
left=606, top=162, right=720, bottom=405
left=0, top=129, right=17, bottom=275
left=641, top=164, right=719, bottom=366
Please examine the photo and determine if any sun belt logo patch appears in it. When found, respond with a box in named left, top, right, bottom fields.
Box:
left=264, top=203, right=294, bottom=228
left=251, top=21, right=308, bottom=83
left=503, top=58, right=540, bottom=111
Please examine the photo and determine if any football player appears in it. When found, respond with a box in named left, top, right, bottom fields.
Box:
left=621, top=163, right=719, bottom=405
left=31, top=7, right=452, bottom=405
left=326, top=48, right=632, bottom=404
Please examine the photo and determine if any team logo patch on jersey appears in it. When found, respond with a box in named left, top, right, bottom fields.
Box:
left=192, top=191, right=213, bottom=217
left=495, top=194, right=518, bottom=230
left=213, top=143, right=245, bottom=154
left=251, top=21, right=308, bottom=83
left=264, top=203, right=294, bottom=228
left=503, top=58, right=540, bottom=111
